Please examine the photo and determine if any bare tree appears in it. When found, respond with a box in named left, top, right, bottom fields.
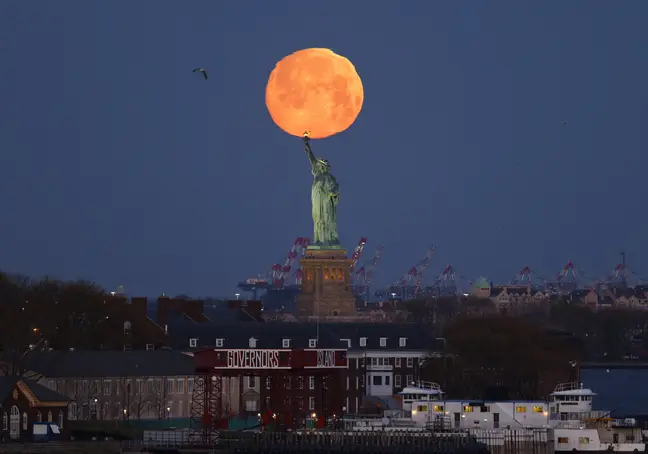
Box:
left=148, top=377, right=170, bottom=419
left=114, top=376, right=149, bottom=420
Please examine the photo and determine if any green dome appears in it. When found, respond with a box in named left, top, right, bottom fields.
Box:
left=472, top=276, right=490, bottom=289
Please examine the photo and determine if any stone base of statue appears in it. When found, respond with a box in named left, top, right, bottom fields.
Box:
left=296, top=247, right=358, bottom=319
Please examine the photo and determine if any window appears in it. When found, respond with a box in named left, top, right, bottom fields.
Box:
left=2, top=412, right=6, bottom=431
left=187, top=378, right=194, bottom=394
left=248, top=376, right=256, bottom=388
left=372, top=376, right=382, bottom=386
left=463, top=406, right=473, bottom=412
left=515, top=406, right=527, bottom=413
left=177, top=379, right=185, bottom=394
left=395, top=358, right=401, bottom=367
left=104, top=380, right=111, bottom=395
left=557, top=438, right=569, bottom=444
left=146, top=343, right=154, bottom=351
left=531, top=406, right=544, bottom=413
left=394, top=375, right=401, bottom=387
left=216, top=338, right=224, bottom=347
left=309, top=376, right=315, bottom=390
left=578, top=437, right=590, bottom=444
left=69, top=403, right=77, bottom=420
left=433, top=405, right=444, bottom=412
left=147, top=379, right=153, bottom=394
left=406, top=358, right=413, bottom=367
left=282, top=339, right=291, bottom=348
left=189, top=338, right=197, bottom=348
left=47, top=411, right=52, bottom=422
left=123, top=321, right=131, bottom=335
left=480, top=406, right=490, bottom=412
left=406, top=375, right=413, bottom=385
left=265, top=376, right=272, bottom=390
left=359, top=337, right=367, bottom=347
left=167, top=379, right=174, bottom=394
left=308, top=397, right=315, bottom=410
left=22, top=412, right=27, bottom=431
left=244, top=399, right=257, bottom=412
left=10, top=406, right=19, bottom=434
left=36, top=411, right=42, bottom=422
left=379, top=337, right=387, bottom=347
left=360, top=376, right=365, bottom=387
left=249, top=338, right=257, bottom=348
left=137, top=379, right=144, bottom=394
left=309, top=339, right=317, bottom=348
left=47, top=380, right=55, bottom=390
left=417, top=405, right=428, bottom=412
left=385, top=376, right=390, bottom=385
left=399, top=337, right=407, bottom=347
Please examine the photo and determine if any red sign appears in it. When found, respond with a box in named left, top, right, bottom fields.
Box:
left=202, top=348, right=347, bottom=370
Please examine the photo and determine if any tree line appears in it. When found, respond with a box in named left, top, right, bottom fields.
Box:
left=0, top=271, right=144, bottom=375
left=409, top=295, right=648, bottom=399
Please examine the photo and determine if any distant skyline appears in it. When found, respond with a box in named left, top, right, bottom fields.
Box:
left=1, top=1, right=647, bottom=297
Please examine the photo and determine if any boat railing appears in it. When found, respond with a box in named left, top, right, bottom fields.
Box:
left=553, top=382, right=582, bottom=392
left=408, top=381, right=443, bottom=392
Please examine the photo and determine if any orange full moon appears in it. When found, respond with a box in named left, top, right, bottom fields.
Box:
left=265, top=48, right=364, bottom=139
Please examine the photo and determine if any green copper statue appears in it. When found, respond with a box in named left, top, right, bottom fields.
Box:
left=303, top=132, right=340, bottom=247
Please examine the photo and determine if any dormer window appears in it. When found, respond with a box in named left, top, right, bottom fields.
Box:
left=359, top=337, right=367, bottom=347
left=189, top=338, right=197, bottom=348
left=282, top=339, right=291, bottom=348
left=399, top=337, right=407, bottom=347
left=379, top=337, right=387, bottom=347
left=341, top=338, right=351, bottom=348
left=309, top=339, right=317, bottom=348
left=249, top=337, right=257, bottom=348
left=215, top=338, right=224, bottom=348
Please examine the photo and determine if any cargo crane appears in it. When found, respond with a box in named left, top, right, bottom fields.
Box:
left=271, top=237, right=310, bottom=287
left=552, top=260, right=583, bottom=293
left=349, top=237, right=367, bottom=272
left=376, top=246, right=435, bottom=300
left=509, top=266, right=549, bottom=289
left=237, top=237, right=310, bottom=299
left=353, top=245, right=384, bottom=302
left=602, top=252, right=647, bottom=289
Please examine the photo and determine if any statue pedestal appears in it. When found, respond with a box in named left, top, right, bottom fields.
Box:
left=296, top=247, right=358, bottom=318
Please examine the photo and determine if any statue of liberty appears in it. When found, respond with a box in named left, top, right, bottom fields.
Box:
left=302, top=132, right=340, bottom=247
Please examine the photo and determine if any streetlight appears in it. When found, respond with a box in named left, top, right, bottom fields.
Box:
left=166, top=406, right=171, bottom=428
left=234, top=293, right=240, bottom=300
left=390, top=292, right=396, bottom=300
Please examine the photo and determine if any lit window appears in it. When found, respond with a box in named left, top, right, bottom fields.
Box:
left=309, top=339, right=317, bottom=348
left=379, top=337, right=387, bottom=347
left=558, top=437, right=569, bottom=444
left=249, top=338, right=257, bottom=348
left=463, top=406, right=473, bottom=413
left=417, top=405, right=428, bottom=412
left=578, top=437, right=590, bottom=444
left=399, top=337, right=407, bottom=347
left=533, top=406, right=544, bottom=413
left=515, top=406, right=527, bottom=413
left=216, top=338, right=224, bottom=348
left=189, top=338, right=197, bottom=348
left=359, top=337, right=367, bottom=347
left=433, top=405, right=444, bottom=412
left=282, top=339, right=291, bottom=348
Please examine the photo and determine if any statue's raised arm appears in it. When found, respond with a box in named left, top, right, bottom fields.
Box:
left=303, top=132, right=318, bottom=174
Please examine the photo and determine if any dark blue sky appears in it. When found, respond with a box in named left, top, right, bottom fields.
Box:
left=1, top=1, right=647, bottom=298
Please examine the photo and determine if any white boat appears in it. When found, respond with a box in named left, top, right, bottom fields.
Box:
left=347, top=380, right=646, bottom=452
left=548, top=382, right=645, bottom=452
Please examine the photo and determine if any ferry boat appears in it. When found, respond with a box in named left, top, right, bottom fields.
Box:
left=349, top=381, right=646, bottom=452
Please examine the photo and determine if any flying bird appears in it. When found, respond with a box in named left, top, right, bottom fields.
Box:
left=193, top=68, right=208, bottom=80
